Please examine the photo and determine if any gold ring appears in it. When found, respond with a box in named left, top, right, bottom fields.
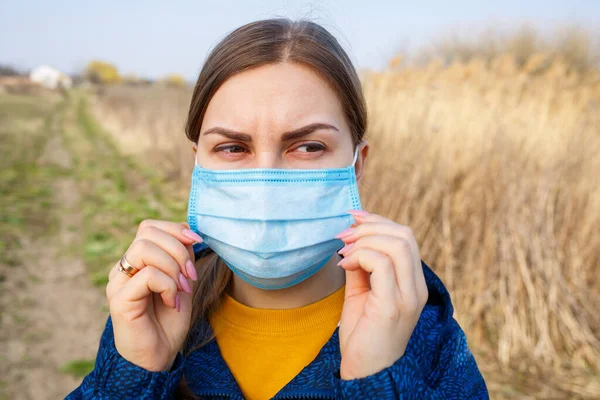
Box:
left=118, top=254, right=140, bottom=278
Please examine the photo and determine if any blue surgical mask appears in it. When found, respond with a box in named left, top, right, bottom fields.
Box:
left=187, top=147, right=362, bottom=290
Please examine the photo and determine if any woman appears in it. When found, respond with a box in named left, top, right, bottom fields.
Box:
left=68, top=18, right=488, bottom=399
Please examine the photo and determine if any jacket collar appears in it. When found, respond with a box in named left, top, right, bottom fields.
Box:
left=184, top=318, right=342, bottom=399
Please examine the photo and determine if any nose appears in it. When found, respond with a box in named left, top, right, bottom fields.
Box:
left=253, top=151, right=284, bottom=169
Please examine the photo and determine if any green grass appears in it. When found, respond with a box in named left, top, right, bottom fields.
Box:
left=0, top=94, right=58, bottom=120
left=61, top=93, right=186, bottom=285
left=0, top=91, right=185, bottom=285
left=0, top=89, right=187, bottom=385
left=0, top=93, right=65, bottom=268
left=60, top=359, right=95, bottom=378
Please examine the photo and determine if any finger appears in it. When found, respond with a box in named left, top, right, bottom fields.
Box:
left=136, top=219, right=203, bottom=246
left=112, top=266, right=179, bottom=310
left=342, top=235, right=416, bottom=298
left=178, top=222, right=198, bottom=262
left=337, top=221, right=422, bottom=278
left=107, top=259, right=161, bottom=303
left=340, top=217, right=428, bottom=307
left=136, top=225, right=196, bottom=280
left=338, top=248, right=398, bottom=302
left=346, top=209, right=396, bottom=226
left=111, top=239, right=189, bottom=294
left=343, top=263, right=370, bottom=299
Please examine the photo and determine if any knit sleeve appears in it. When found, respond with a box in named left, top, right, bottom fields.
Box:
left=65, top=315, right=185, bottom=400
left=334, top=308, right=489, bottom=399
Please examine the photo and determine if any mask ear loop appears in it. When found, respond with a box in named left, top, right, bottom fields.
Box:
left=351, top=146, right=359, bottom=167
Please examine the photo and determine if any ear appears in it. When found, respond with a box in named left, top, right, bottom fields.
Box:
left=355, top=139, right=369, bottom=184
left=191, top=142, right=199, bottom=166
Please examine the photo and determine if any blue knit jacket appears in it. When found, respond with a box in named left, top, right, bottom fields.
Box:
left=67, top=258, right=489, bottom=399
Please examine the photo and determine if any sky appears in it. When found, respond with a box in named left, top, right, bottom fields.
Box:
left=0, top=0, right=598, bottom=80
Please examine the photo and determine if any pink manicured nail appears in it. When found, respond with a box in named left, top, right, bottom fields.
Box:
left=338, top=243, right=354, bottom=254
left=175, top=294, right=181, bottom=312
left=182, top=229, right=203, bottom=243
left=337, top=257, right=350, bottom=267
left=179, top=273, right=192, bottom=294
left=186, top=259, right=198, bottom=281
left=347, top=209, right=369, bottom=217
left=334, top=228, right=354, bottom=239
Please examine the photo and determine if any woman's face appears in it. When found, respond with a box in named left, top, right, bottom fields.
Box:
left=193, top=62, right=367, bottom=179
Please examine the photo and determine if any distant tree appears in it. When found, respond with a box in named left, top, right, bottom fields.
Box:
left=0, top=64, right=23, bottom=77
left=86, top=60, right=120, bottom=84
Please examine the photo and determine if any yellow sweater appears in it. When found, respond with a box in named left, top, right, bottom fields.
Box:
left=208, top=284, right=346, bottom=400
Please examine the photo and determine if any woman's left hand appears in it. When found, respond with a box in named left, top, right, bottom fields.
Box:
left=335, top=210, right=429, bottom=380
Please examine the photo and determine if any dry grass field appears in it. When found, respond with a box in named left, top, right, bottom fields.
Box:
left=89, top=47, right=600, bottom=398
left=359, top=55, right=600, bottom=398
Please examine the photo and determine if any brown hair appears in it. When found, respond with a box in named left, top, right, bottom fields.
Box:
left=175, top=17, right=368, bottom=398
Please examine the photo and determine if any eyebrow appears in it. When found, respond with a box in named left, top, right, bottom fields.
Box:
left=201, top=123, right=339, bottom=142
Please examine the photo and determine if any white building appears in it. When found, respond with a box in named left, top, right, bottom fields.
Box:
left=29, top=65, right=72, bottom=90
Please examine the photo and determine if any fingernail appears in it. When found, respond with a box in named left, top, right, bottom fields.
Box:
left=182, top=229, right=203, bottom=243
left=347, top=209, right=369, bottom=217
left=175, top=294, right=181, bottom=312
left=179, top=273, right=192, bottom=294
left=338, top=243, right=354, bottom=254
left=334, top=228, right=354, bottom=239
left=337, top=257, right=349, bottom=267
left=186, top=259, right=197, bottom=281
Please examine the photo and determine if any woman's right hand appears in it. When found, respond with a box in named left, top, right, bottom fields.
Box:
left=105, top=219, right=203, bottom=372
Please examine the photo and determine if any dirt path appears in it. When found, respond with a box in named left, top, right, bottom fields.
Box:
left=1, top=94, right=108, bottom=399
left=1, top=90, right=184, bottom=399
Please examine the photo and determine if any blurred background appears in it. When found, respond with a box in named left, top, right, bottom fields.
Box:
left=1, top=1, right=599, bottom=399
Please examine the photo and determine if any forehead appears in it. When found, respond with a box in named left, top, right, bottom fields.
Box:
left=202, top=62, right=346, bottom=133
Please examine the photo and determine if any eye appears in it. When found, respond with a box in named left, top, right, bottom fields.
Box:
left=295, top=142, right=326, bottom=153
left=214, top=144, right=248, bottom=154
